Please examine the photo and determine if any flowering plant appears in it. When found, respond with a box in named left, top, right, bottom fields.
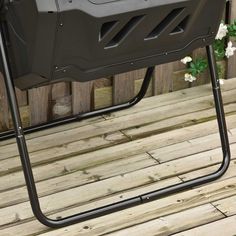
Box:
left=181, top=21, right=236, bottom=83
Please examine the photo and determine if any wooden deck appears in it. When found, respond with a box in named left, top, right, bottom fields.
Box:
left=1, top=78, right=236, bottom=236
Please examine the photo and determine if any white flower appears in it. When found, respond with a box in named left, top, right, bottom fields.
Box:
left=184, top=73, right=197, bottom=82
left=215, top=23, right=228, bottom=40
left=181, top=56, right=192, bottom=64
left=219, top=79, right=225, bottom=85
left=225, top=41, right=236, bottom=58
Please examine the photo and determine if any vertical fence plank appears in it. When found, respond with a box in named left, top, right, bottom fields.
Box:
left=113, top=69, right=148, bottom=105
left=113, top=71, right=135, bottom=105
left=153, top=63, right=174, bottom=95
left=72, top=81, right=93, bottom=114
left=192, top=48, right=210, bottom=86
left=94, top=78, right=112, bottom=89
left=172, top=61, right=189, bottom=91
left=51, top=82, right=71, bottom=119
left=15, top=88, right=28, bottom=107
left=28, top=86, right=51, bottom=125
left=0, top=73, right=9, bottom=130
left=134, top=68, right=148, bottom=94
left=93, top=78, right=112, bottom=109
left=0, top=74, right=28, bottom=130
left=52, top=82, right=70, bottom=100
left=132, top=68, right=146, bottom=82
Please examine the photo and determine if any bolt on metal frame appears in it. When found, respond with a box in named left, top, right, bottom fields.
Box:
left=0, top=22, right=231, bottom=228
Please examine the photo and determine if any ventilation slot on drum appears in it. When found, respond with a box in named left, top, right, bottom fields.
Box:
left=170, top=15, right=189, bottom=35
left=99, top=21, right=118, bottom=41
left=145, top=8, right=185, bottom=40
left=105, top=15, right=145, bottom=49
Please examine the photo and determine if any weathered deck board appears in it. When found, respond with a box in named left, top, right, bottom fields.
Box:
left=107, top=204, right=223, bottom=236
left=0, top=78, right=236, bottom=236
left=2, top=88, right=236, bottom=160
left=1, top=78, right=235, bottom=148
left=173, top=215, right=236, bottom=236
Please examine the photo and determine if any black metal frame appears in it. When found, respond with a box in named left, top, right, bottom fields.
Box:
left=0, top=23, right=231, bottom=228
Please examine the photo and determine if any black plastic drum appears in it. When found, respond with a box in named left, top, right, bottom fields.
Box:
left=2, top=0, right=225, bottom=89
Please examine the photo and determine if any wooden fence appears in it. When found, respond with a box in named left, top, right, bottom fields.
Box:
left=0, top=0, right=235, bottom=131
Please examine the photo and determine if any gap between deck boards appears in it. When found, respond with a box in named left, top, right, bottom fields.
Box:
left=0, top=78, right=236, bottom=236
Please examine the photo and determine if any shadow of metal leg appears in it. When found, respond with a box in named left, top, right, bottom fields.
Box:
left=0, top=19, right=231, bottom=229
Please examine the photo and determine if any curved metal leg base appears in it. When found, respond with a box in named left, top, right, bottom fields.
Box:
left=0, top=66, right=154, bottom=141
left=0, top=19, right=231, bottom=229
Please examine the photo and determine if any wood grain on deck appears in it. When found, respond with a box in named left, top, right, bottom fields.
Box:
left=0, top=78, right=236, bottom=236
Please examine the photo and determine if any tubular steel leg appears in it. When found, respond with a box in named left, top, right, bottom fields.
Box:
left=0, top=19, right=231, bottom=229
left=0, top=66, right=154, bottom=141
